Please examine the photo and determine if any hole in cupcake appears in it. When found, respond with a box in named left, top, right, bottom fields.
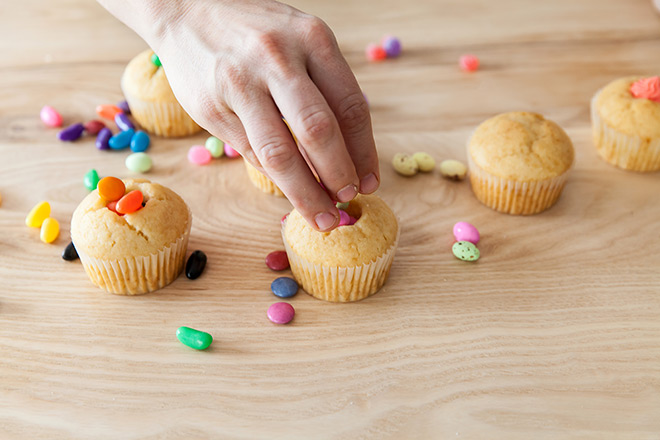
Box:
left=338, top=202, right=361, bottom=226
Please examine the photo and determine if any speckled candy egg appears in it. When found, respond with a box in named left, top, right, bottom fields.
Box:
left=452, top=241, right=480, bottom=262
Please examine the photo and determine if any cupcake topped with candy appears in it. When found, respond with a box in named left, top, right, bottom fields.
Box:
left=629, top=76, right=660, bottom=102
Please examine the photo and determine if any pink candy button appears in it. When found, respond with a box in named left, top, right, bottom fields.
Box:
left=267, top=302, right=295, bottom=325
left=40, top=105, right=63, bottom=128
left=224, top=143, right=240, bottom=158
left=459, top=54, right=480, bottom=72
left=188, top=145, right=212, bottom=165
left=453, top=221, right=479, bottom=244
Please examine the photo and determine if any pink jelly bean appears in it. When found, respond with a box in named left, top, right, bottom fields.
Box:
left=453, top=221, right=480, bottom=244
left=459, top=54, right=480, bottom=72
left=187, top=145, right=212, bottom=165
left=348, top=216, right=357, bottom=226
left=267, top=302, right=295, bottom=325
left=224, top=143, right=240, bottom=158
left=338, top=209, right=351, bottom=226
left=40, top=106, right=63, bottom=128
left=366, top=43, right=387, bottom=62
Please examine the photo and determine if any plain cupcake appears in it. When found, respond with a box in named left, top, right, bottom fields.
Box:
left=467, top=111, right=574, bottom=215
left=590, top=76, right=660, bottom=172
left=121, top=49, right=202, bottom=137
left=282, top=194, right=399, bottom=302
left=71, top=178, right=191, bottom=295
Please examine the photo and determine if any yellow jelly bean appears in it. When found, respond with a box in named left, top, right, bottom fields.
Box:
left=26, top=201, right=51, bottom=228
left=40, top=217, right=60, bottom=244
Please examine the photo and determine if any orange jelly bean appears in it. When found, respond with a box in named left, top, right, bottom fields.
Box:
left=106, top=200, right=124, bottom=216
left=96, top=104, right=123, bottom=120
left=116, top=190, right=144, bottom=214
left=97, top=176, right=126, bottom=202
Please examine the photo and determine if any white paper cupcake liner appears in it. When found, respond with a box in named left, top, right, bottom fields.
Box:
left=591, top=90, right=660, bottom=172
left=281, top=221, right=400, bottom=302
left=75, top=210, right=192, bottom=295
left=243, top=160, right=285, bottom=197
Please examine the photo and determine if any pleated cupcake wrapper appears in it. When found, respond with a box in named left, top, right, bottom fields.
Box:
left=76, top=210, right=192, bottom=295
left=591, top=90, right=660, bottom=172
left=467, top=153, right=569, bottom=215
left=281, top=221, right=400, bottom=302
left=243, top=159, right=285, bottom=197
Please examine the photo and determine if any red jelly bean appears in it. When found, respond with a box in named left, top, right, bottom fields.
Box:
left=459, top=54, right=480, bottom=72
left=97, top=176, right=126, bottom=202
left=366, top=43, right=387, bottom=62
left=266, top=250, right=289, bottom=271
left=106, top=200, right=124, bottom=216
left=116, top=190, right=144, bottom=214
left=96, top=104, right=123, bottom=120
left=83, top=120, right=106, bottom=135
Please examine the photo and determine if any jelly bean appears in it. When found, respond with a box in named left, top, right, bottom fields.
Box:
left=62, top=241, right=79, bottom=261
left=84, top=169, right=100, bottom=191
left=40, top=217, right=60, bottom=244
left=83, top=120, right=105, bottom=135
left=125, top=152, right=152, bottom=173
left=57, top=123, right=84, bottom=142
left=117, top=100, right=131, bottom=115
left=265, top=250, right=289, bottom=271
left=336, top=201, right=349, bottom=210
left=412, top=152, right=435, bottom=172
left=338, top=209, right=352, bottom=226
left=439, top=159, right=467, bottom=181
left=26, top=201, right=51, bottom=228
left=109, top=129, right=134, bottom=150
left=106, top=200, right=123, bottom=216
left=116, top=190, right=144, bottom=215
left=205, top=136, right=224, bottom=158
left=95, top=127, right=112, bottom=150
left=459, top=54, right=480, bottom=72
left=267, top=302, right=295, bottom=324
left=176, top=326, right=212, bottom=350
left=150, top=53, right=162, bottom=67
left=382, top=36, right=402, bottom=58
left=392, top=153, right=419, bottom=176
left=188, top=145, right=212, bottom=165
left=115, top=112, right=135, bottom=131
left=366, top=43, right=387, bottom=62
left=97, top=176, right=126, bottom=202
left=271, top=277, right=298, bottom=298
left=96, top=104, right=123, bottom=120
left=186, top=250, right=207, bottom=280
left=40, top=105, right=62, bottom=127
left=130, top=130, right=150, bottom=153
left=348, top=215, right=358, bottom=226
left=452, top=241, right=480, bottom=262
left=223, top=143, right=240, bottom=158
left=453, top=221, right=480, bottom=244
left=281, top=213, right=289, bottom=225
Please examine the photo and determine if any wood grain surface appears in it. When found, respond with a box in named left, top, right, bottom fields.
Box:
left=1, top=0, right=660, bottom=438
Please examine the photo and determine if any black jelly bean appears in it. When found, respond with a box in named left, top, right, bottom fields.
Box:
left=62, top=242, right=79, bottom=261
left=186, top=250, right=207, bottom=280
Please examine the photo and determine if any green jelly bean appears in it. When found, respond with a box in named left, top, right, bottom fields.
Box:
left=452, top=241, right=480, bottom=262
left=84, top=169, right=100, bottom=191
left=336, top=201, right=349, bottom=210
left=125, top=152, right=152, bottom=173
left=205, top=136, right=224, bottom=158
left=176, top=326, right=213, bottom=350
left=150, top=53, right=161, bottom=67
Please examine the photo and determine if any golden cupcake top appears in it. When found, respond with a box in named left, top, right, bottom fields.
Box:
left=595, top=76, right=660, bottom=139
left=121, top=49, right=178, bottom=103
left=283, top=194, right=398, bottom=267
left=71, top=178, right=190, bottom=260
left=468, top=111, right=574, bottom=180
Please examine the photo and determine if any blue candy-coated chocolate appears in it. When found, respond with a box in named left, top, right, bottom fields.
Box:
left=95, top=127, right=112, bottom=150
left=130, top=130, right=150, bottom=153
left=108, top=129, right=134, bottom=150
left=271, top=276, right=299, bottom=298
left=57, top=123, right=84, bottom=142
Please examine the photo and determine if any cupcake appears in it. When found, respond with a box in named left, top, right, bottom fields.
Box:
left=71, top=178, right=191, bottom=295
left=243, top=160, right=285, bottom=197
left=121, top=49, right=202, bottom=137
left=467, top=111, right=574, bottom=215
left=282, top=194, right=399, bottom=302
left=591, top=76, right=660, bottom=172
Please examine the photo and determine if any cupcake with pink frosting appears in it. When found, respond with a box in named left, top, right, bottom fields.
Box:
left=591, top=76, right=660, bottom=172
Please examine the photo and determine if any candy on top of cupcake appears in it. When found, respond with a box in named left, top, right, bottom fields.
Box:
left=630, top=76, right=660, bottom=102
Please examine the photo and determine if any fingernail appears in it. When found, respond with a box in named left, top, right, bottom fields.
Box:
left=336, top=184, right=358, bottom=203
left=359, top=173, right=379, bottom=194
left=315, top=212, right=338, bottom=231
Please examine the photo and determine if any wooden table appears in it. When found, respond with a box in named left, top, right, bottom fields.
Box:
left=2, top=0, right=660, bottom=438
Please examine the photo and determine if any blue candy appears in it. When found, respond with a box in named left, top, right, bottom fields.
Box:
left=109, top=129, right=134, bottom=150
left=130, top=130, right=150, bottom=152
left=271, top=277, right=299, bottom=298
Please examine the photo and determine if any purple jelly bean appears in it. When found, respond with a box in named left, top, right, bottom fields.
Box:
left=382, top=36, right=402, bottom=58
left=115, top=112, right=135, bottom=131
left=57, top=123, right=84, bottom=142
left=95, top=127, right=112, bottom=150
left=117, top=100, right=131, bottom=115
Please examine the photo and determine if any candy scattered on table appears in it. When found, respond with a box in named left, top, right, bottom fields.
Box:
left=453, top=221, right=480, bottom=244
left=84, top=169, right=100, bottom=191
left=115, top=112, right=135, bottom=131
left=95, top=127, right=112, bottom=150
left=176, top=326, right=213, bottom=350
left=266, top=250, right=289, bottom=271
left=97, top=176, right=126, bottom=202
left=117, top=100, right=131, bottom=115
left=267, top=302, right=295, bottom=324
left=40, top=217, right=60, bottom=244
left=62, top=242, right=79, bottom=261
left=412, top=152, right=435, bottom=172
left=26, top=201, right=51, bottom=228
left=116, top=190, right=144, bottom=214
left=57, top=123, right=84, bottom=142
left=188, top=145, right=212, bottom=165
left=109, top=129, right=134, bottom=150
left=130, top=130, right=150, bottom=153
left=150, top=53, right=161, bottom=67
left=439, top=159, right=467, bottom=181
left=224, top=143, right=240, bottom=158
left=271, top=277, right=299, bottom=298
left=96, top=104, right=122, bottom=120
left=40, top=105, right=62, bottom=127
left=382, top=36, right=402, bottom=58
left=392, top=153, right=419, bottom=176
left=205, top=136, right=225, bottom=158
left=366, top=43, right=387, bottom=62
left=459, top=54, right=480, bottom=72
left=186, top=250, right=207, bottom=280
left=452, top=241, right=480, bottom=262
left=83, top=120, right=105, bottom=135
left=125, top=152, right=152, bottom=173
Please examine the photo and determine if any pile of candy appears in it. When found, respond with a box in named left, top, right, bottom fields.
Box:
left=452, top=221, right=481, bottom=262
left=25, top=201, right=59, bottom=244
left=392, top=152, right=467, bottom=181
left=187, top=136, right=240, bottom=165
left=366, top=36, right=402, bottom=62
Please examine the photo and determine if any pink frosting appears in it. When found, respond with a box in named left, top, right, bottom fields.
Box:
left=630, top=76, right=660, bottom=102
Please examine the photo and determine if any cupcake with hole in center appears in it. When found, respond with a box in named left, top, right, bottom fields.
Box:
left=282, top=194, right=399, bottom=302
